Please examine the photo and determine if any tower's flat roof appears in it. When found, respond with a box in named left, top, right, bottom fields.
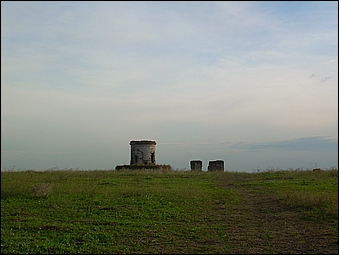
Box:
left=130, top=140, right=156, bottom=145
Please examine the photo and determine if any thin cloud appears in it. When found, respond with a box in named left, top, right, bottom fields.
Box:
left=321, top=76, right=332, bottom=82
left=221, top=136, right=338, bottom=152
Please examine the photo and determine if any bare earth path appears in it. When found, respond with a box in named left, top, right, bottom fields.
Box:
left=214, top=174, right=338, bottom=254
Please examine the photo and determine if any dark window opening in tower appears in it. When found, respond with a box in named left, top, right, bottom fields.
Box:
left=151, top=152, right=155, bottom=163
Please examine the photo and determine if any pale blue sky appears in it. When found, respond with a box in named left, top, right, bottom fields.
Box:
left=1, top=1, right=338, bottom=171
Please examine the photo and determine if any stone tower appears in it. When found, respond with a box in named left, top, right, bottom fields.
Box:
left=130, top=140, right=156, bottom=165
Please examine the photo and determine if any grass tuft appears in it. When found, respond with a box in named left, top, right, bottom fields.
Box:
left=31, top=182, right=54, bottom=198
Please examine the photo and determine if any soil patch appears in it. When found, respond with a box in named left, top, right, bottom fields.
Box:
left=214, top=175, right=338, bottom=254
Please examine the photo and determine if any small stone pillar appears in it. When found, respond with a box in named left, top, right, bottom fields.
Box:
left=190, top=160, right=203, bottom=171
left=208, top=160, right=224, bottom=171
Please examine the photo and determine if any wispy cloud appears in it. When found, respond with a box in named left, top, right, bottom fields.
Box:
left=321, top=76, right=332, bottom=82
left=159, top=136, right=338, bottom=152
left=220, top=136, right=338, bottom=152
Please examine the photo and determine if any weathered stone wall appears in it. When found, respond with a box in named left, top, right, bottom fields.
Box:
left=190, top=160, right=203, bottom=171
left=208, top=160, right=224, bottom=171
left=115, top=164, right=172, bottom=170
left=130, top=140, right=156, bottom=165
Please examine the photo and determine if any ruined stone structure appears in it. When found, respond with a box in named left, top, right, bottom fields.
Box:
left=208, top=160, right=224, bottom=171
left=190, top=160, right=203, bottom=171
left=130, top=140, right=156, bottom=165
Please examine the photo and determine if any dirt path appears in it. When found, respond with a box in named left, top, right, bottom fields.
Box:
left=215, top=176, right=338, bottom=254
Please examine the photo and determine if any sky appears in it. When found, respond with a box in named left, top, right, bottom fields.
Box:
left=1, top=1, right=338, bottom=172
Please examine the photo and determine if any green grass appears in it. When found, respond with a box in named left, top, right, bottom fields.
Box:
left=1, top=168, right=338, bottom=254
left=232, top=169, right=338, bottom=221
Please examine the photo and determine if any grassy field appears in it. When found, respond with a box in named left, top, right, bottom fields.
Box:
left=1, top=168, right=338, bottom=254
